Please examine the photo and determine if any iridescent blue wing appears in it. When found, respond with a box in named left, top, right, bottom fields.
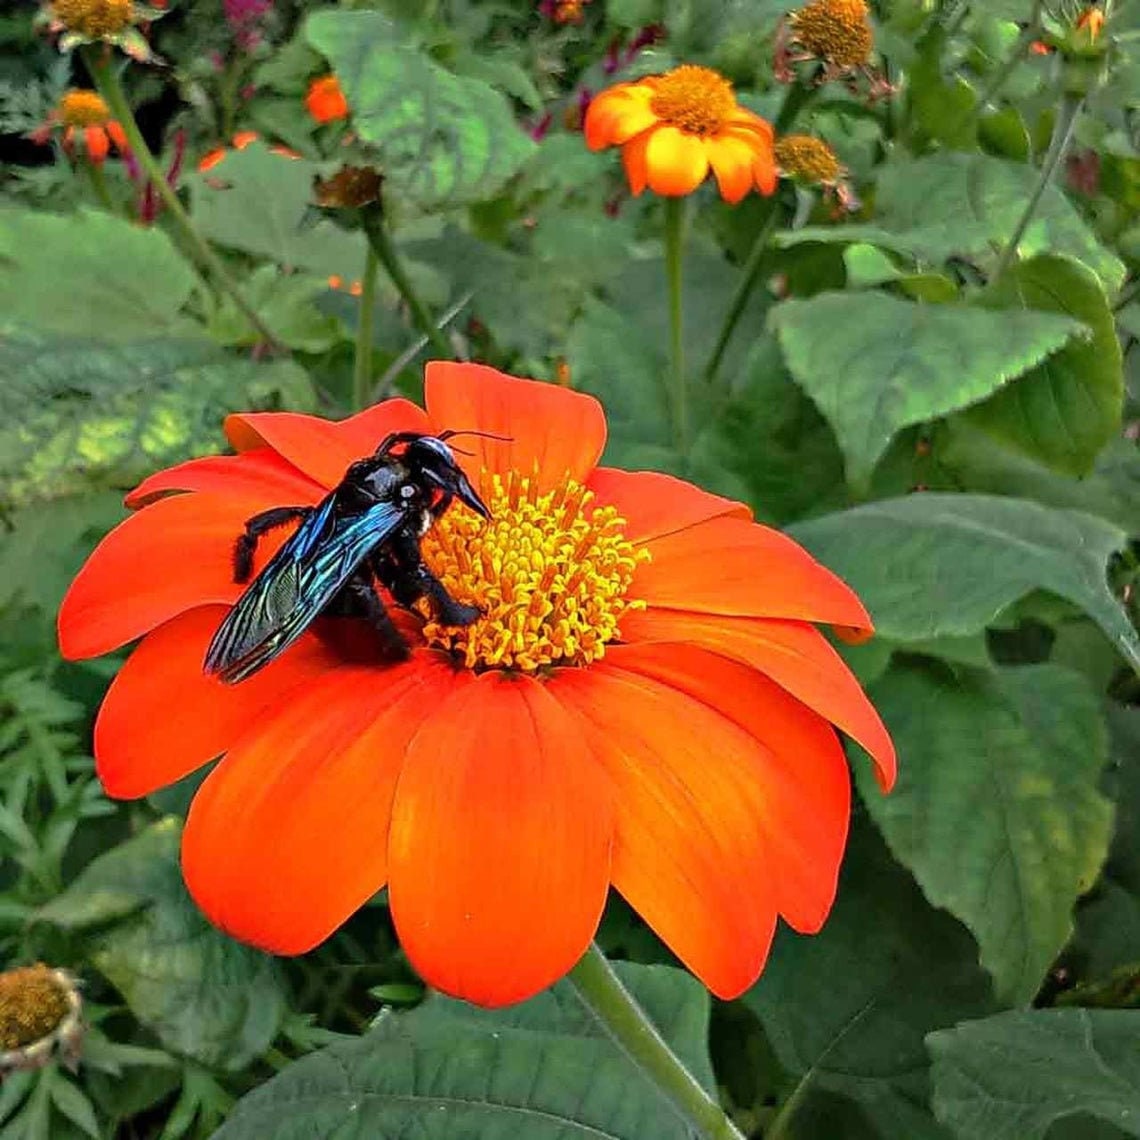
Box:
left=204, top=495, right=404, bottom=683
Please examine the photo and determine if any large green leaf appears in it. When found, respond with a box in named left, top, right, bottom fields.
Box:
left=0, top=326, right=314, bottom=506
left=0, top=208, right=199, bottom=340
left=214, top=960, right=713, bottom=1140
left=190, top=143, right=366, bottom=279
left=791, top=494, right=1140, bottom=675
left=769, top=292, right=1081, bottom=486
left=860, top=662, right=1113, bottom=1005
left=744, top=818, right=995, bottom=1138
left=968, top=255, right=1123, bottom=476
left=305, top=10, right=536, bottom=211
left=37, top=818, right=286, bottom=1071
left=928, top=1009, right=1140, bottom=1139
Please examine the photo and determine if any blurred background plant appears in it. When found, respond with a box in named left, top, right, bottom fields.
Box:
left=1, top=1, right=1140, bottom=1137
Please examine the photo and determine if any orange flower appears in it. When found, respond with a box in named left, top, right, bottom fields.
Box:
left=1075, top=7, right=1105, bottom=42
left=58, top=365, right=894, bottom=1008
left=306, top=74, right=348, bottom=124
left=585, top=65, right=776, bottom=203
left=31, top=89, right=129, bottom=164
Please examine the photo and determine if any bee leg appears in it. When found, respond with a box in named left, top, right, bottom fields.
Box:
left=378, top=539, right=481, bottom=628
left=338, top=575, right=411, bottom=661
left=233, top=506, right=311, bottom=582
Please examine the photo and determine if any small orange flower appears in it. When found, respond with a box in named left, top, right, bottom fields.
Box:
left=31, top=89, right=129, bottom=164
left=585, top=65, right=776, bottom=203
left=306, top=75, right=349, bottom=124
left=197, top=132, right=300, bottom=173
left=58, top=365, right=894, bottom=1008
left=1076, top=7, right=1105, bottom=41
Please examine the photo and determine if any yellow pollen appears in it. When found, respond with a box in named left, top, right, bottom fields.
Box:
left=420, top=470, right=650, bottom=672
left=649, top=65, right=737, bottom=137
left=0, top=966, right=71, bottom=1052
left=51, top=0, right=132, bottom=37
left=791, top=0, right=873, bottom=68
left=58, top=89, right=111, bottom=128
left=775, top=134, right=841, bottom=183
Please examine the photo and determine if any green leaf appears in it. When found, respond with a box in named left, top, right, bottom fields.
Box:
left=0, top=326, right=314, bottom=506
left=215, top=960, right=713, bottom=1140
left=928, top=1009, right=1140, bottom=1139
left=775, top=154, right=1125, bottom=291
left=860, top=661, right=1113, bottom=1005
left=0, top=208, right=199, bottom=340
left=968, top=255, right=1123, bottom=476
left=791, top=494, right=1140, bottom=675
left=37, top=818, right=286, bottom=1071
left=190, top=143, right=366, bottom=279
left=744, top=818, right=995, bottom=1138
left=306, top=10, right=536, bottom=211
left=769, top=292, right=1081, bottom=486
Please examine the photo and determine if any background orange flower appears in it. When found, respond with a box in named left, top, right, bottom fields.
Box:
left=585, top=64, right=776, bottom=203
left=58, top=366, right=894, bottom=1008
left=305, top=74, right=348, bottom=124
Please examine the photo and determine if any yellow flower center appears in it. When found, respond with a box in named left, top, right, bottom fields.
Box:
left=775, top=134, right=841, bottom=183
left=57, top=89, right=111, bottom=128
left=649, top=65, right=737, bottom=137
left=0, top=966, right=71, bottom=1052
left=791, top=0, right=873, bottom=67
left=420, top=471, right=649, bottom=672
left=51, top=0, right=131, bottom=38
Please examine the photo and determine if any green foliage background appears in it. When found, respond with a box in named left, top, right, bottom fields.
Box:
left=1, top=0, right=1139, bottom=1137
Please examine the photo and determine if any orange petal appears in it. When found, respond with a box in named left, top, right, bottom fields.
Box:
left=125, top=447, right=323, bottom=509
left=106, top=121, right=128, bottom=154
left=643, top=125, right=709, bottom=197
left=726, top=108, right=775, bottom=140
left=197, top=147, right=227, bottom=173
left=95, top=606, right=340, bottom=799
left=85, top=125, right=109, bottom=163
left=232, top=130, right=259, bottom=149
left=424, top=362, right=607, bottom=494
left=388, top=671, right=613, bottom=1006
left=183, top=658, right=455, bottom=955
left=225, top=399, right=430, bottom=490
left=552, top=660, right=787, bottom=998
left=636, top=516, right=875, bottom=629
left=587, top=467, right=750, bottom=543
left=584, top=85, right=658, bottom=149
left=619, top=608, right=896, bottom=792
left=601, top=644, right=851, bottom=934
left=753, top=147, right=777, bottom=196
left=621, top=128, right=653, bottom=195
left=58, top=491, right=292, bottom=659
left=705, top=133, right=758, bottom=204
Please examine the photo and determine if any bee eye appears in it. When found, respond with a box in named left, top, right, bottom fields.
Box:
left=401, top=484, right=416, bottom=499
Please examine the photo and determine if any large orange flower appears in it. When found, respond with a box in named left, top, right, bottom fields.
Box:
left=585, top=64, right=777, bottom=203
left=58, top=365, right=894, bottom=1008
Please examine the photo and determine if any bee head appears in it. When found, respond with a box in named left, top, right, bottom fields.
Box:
left=405, top=434, right=490, bottom=519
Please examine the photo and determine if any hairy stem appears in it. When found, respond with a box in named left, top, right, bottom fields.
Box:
left=360, top=206, right=454, bottom=361
left=353, top=245, right=379, bottom=411
left=567, top=944, right=745, bottom=1140
left=86, top=49, right=283, bottom=350
left=994, top=92, right=1082, bottom=279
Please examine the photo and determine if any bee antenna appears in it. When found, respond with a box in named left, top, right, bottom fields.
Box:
left=438, top=429, right=514, bottom=444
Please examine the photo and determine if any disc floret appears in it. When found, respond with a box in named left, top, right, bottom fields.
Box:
left=649, top=65, right=738, bottom=136
left=420, top=470, right=649, bottom=671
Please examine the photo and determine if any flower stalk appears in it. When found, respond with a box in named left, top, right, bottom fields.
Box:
left=567, top=944, right=746, bottom=1140
left=84, top=48, right=283, bottom=351
left=994, top=92, right=1083, bottom=279
left=703, top=197, right=783, bottom=387
left=359, top=205, right=455, bottom=362
left=663, top=196, right=688, bottom=450
left=353, top=245, right=379, bottom=412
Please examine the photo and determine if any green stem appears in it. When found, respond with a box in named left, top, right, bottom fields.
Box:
left=663, top=196, right=688, bottom=451
left=84, top=159, right=115, bottom=212
left=353, top=244, right=379, bottom=411
left=970, top=0, right=1044, bottom=119
left=994, top=92, right=1082, bottom=279
left=85, top=49, right=283, bottom=351
left=360, top=206, right=454, bottom=361
left=764, top=1071, right=813, bottom=1140
left=703, top=196, right=782, bottom=386
left=775, top=78, right=819, bottom=134
left=567, top=944, right=745, bottom=1140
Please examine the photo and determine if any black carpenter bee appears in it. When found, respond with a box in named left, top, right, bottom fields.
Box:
left=203, top=430, right=492, bottom=684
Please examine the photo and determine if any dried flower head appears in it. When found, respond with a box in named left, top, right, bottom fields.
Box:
left=39, top=0, right=164, bottom=60
left=776, top=0, right=892, bottom=100
left=774, top=133, right=858, bottom=210
left=0, top=965, right=83, bottom=1073
left=312, top=164, right=383, bottom=210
